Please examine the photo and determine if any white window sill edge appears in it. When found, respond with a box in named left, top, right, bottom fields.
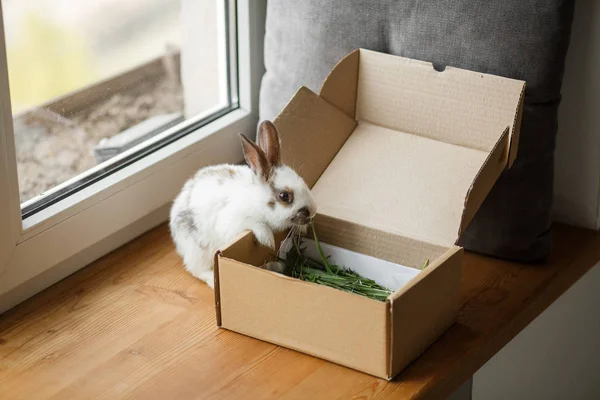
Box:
left=0, top=108, right=256, bottom=312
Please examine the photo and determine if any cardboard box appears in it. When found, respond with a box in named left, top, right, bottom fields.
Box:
left=215, top=49, right=525, bottom=379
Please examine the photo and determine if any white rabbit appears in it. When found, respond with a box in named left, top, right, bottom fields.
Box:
left=169, top=120, right=317, bottom=288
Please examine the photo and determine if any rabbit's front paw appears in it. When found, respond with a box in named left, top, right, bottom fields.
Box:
left=252, top=225, right=275, bottom=250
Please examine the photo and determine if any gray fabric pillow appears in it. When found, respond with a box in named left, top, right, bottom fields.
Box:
left=259, top=0, right=575, bottom=262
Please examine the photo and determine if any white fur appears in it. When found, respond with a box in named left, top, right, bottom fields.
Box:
left=169, top=163, right=316, bottom=288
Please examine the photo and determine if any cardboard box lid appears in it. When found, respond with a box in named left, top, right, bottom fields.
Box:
left=274, top=49, right=525, bottom=247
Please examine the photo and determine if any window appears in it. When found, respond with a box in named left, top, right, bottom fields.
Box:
left=6, top=0, right=236, bottom=214
left=0, top=0, right=266, bottom=312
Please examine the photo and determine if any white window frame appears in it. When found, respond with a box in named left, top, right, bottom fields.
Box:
left=0, top=0, right=267, bottom=312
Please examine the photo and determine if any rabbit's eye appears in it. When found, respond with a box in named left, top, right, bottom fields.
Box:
left=278, top=191, right=293, bottom=203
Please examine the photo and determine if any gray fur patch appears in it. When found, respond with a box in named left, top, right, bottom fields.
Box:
left=175, top=209, right=197, bottom=234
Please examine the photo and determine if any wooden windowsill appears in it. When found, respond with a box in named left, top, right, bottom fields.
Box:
left=0, top=223, right=598, bottom=399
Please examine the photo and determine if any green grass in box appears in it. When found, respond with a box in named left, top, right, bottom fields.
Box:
left=264, top=223, right=429, bottom=302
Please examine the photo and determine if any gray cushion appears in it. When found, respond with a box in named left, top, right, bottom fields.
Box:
left=260, top=0, right=575, bottom=262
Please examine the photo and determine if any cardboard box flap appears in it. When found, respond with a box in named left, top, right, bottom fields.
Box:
left=320, top=49, right=360, bottom=119
left=320, top=49, right=525, bottom=167
left=459, top=126, right=510, bottom=237
left=274, top=86, right=357, bottom=188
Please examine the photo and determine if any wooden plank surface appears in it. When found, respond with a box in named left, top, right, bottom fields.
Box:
left=0, top=223, right=598, bottom=400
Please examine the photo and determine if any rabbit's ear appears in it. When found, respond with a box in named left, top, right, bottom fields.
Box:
left=240, top=134, right=271, bottom=180
left=257, top=121, right=281, bottom=167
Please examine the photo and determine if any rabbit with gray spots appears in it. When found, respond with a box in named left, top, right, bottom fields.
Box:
left=169, top=121, right=317, bottom=288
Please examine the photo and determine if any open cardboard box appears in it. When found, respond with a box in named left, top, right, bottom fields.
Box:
left=215, top=49, right=525, bottom=379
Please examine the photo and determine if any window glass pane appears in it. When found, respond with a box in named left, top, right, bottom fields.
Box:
left=1, top=0, right=236, bottom=211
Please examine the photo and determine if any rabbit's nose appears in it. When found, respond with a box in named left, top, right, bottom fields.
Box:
left=298, top=207, right=310, bottom=218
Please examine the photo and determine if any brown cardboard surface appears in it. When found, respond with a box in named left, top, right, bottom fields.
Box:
left=214, top=251, right=222, bottom=326
left=218, top=256, right=390, bottom=378
left=274, top=87, right=356, bottom=188
left=356, top=49, right=524, bottom=155
left=311, top=121, right=490, bottom=247
left=509, top=91, right=525, bottom=167
left=459, top=126, right=510, bottom=238
left=319, top=49, right=360, bottom=119
left=220, top=230, right=273, bottom=267
left=388, top=246, right=463, bottom=377
left=313, top=214, right=447, bottom=269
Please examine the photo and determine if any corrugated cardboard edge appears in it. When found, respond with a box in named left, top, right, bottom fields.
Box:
left=508, top=83, right=526, bottom=167
left=457, top=126, right=511, bottom=241
left=319, top=49, right=360, bottom=119
left=385, top=298, right=392, bottom=381
left=214, top=250, right=222, bottom=327
left=387, top=246, right=463, bottom=379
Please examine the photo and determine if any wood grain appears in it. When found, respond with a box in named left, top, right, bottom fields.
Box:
left=0, top=223, right=598, bottom=400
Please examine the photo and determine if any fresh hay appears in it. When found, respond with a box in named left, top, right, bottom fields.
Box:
left=264, top=223, right=429, bottom=302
